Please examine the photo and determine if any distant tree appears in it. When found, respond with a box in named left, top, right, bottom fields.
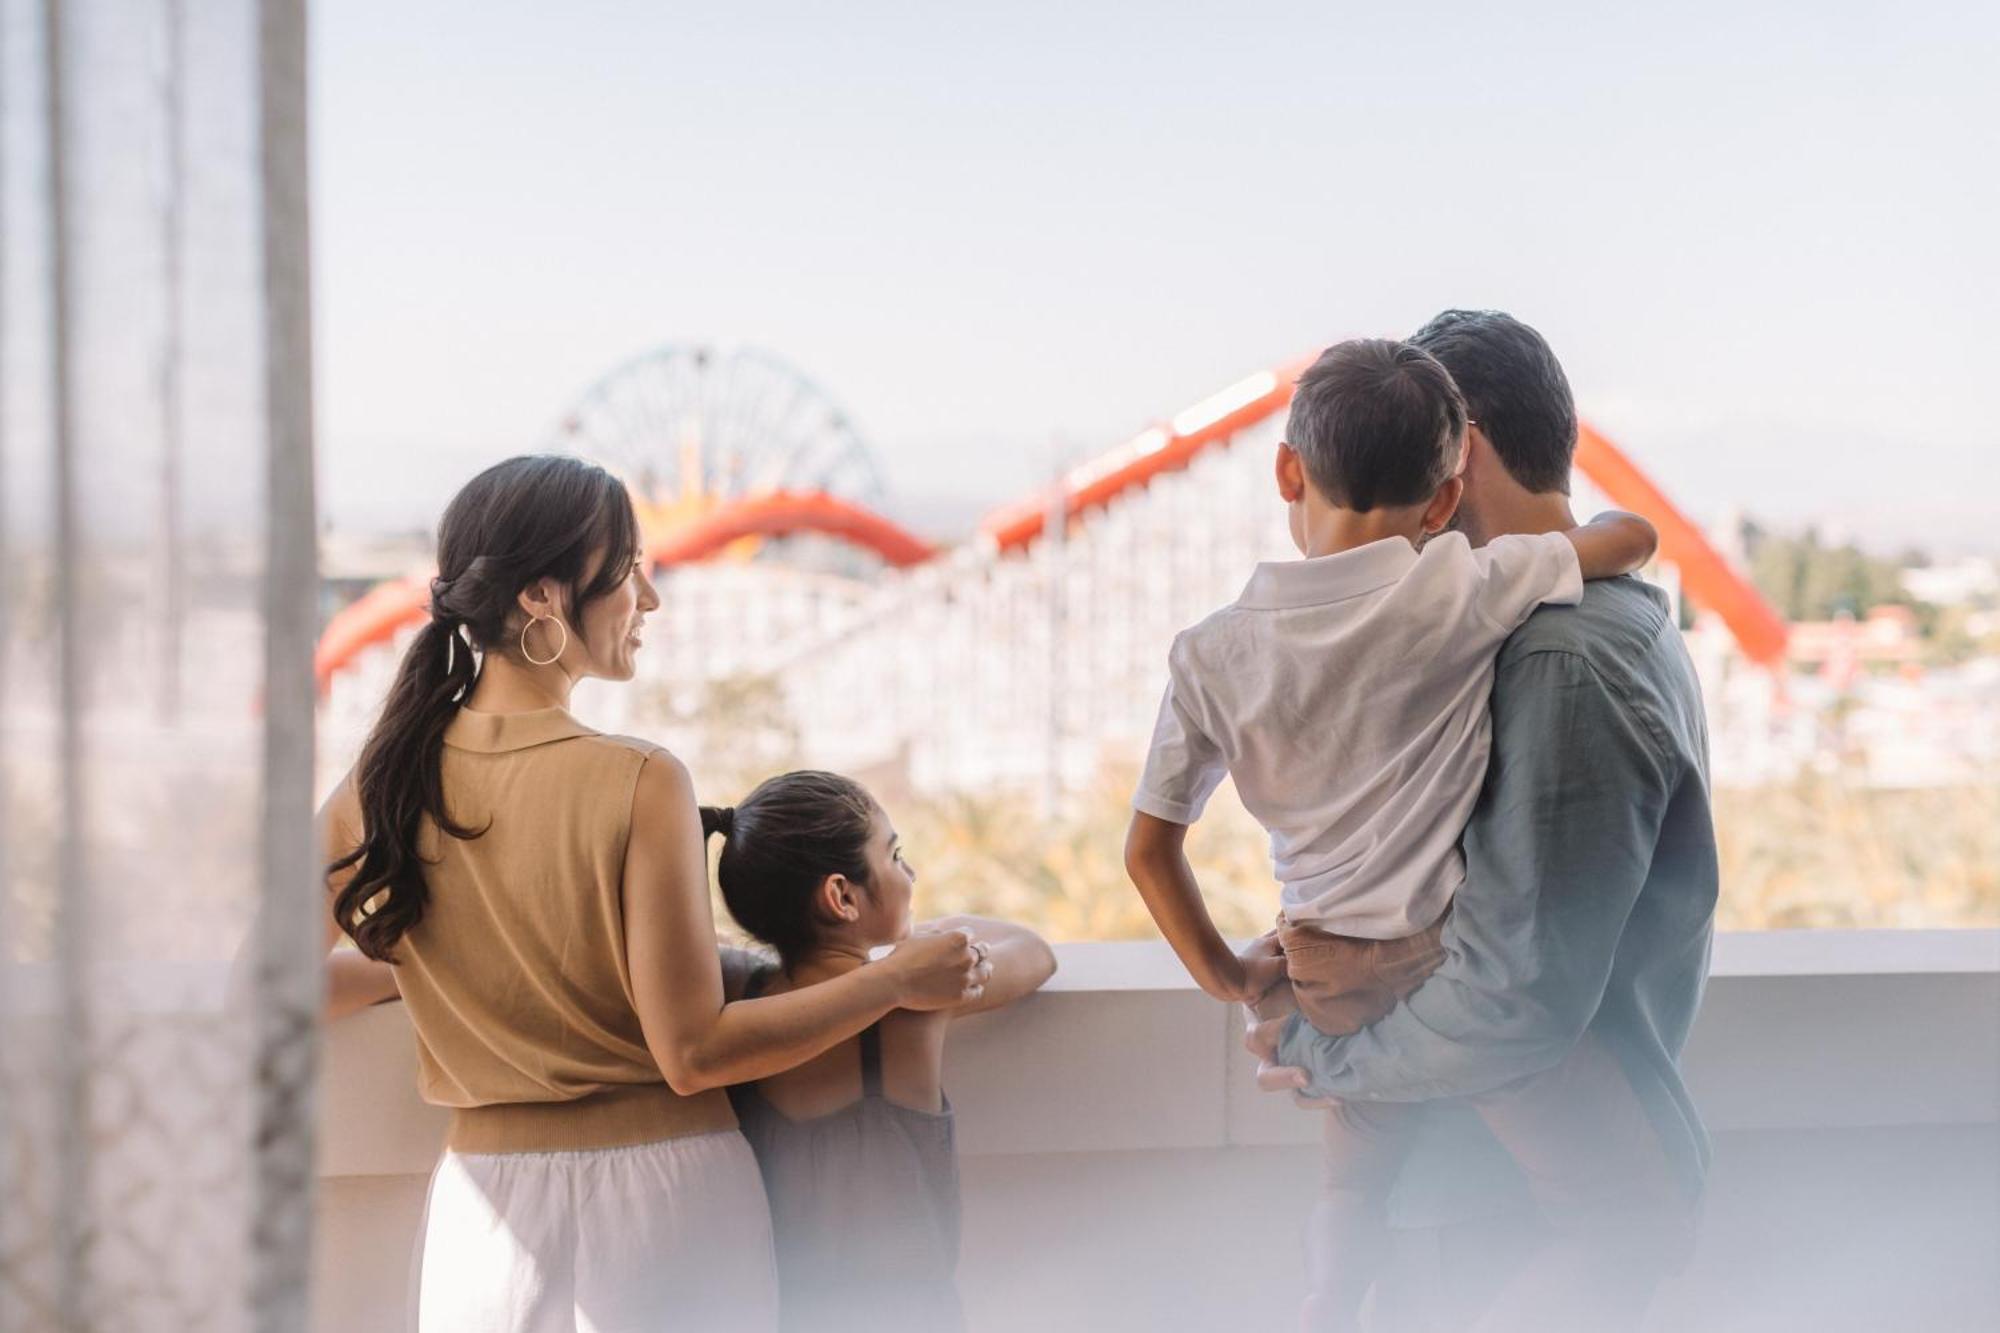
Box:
left=1745, top=524, right=1921, bottom=621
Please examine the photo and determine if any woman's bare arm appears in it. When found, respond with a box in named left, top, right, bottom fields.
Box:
left=320, top=777, right=399, bottom=1019
left=326, top=948, right=399, bottom=1019
left=921, top=915, right=1057, bottom=1017
left=623, top=753, right=989, bottom=1095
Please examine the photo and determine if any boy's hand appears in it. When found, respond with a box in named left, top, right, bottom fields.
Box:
left=1198, top=931, right=1287, bottom=1005
left=1567, top=510, right=1659, bottom=581
left=1236, top=930, right=1288, bottom=1003
left=1194, top=949, right=1252, bottom=1005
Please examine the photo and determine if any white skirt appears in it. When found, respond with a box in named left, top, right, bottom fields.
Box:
left=413, top=1129, right=779, bottom=1333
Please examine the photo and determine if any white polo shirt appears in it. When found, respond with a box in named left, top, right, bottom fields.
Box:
left=1133, top=530, right=1584, bottom=938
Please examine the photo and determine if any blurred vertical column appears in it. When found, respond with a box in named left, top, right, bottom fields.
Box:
left=0, top=0, right=321, bottom=1329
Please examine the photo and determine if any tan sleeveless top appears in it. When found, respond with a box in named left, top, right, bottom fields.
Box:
left=391, top=706, right=736, bottom=1152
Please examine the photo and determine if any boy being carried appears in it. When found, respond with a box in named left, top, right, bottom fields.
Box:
left=1124, top=338, right=1657, bottom=1332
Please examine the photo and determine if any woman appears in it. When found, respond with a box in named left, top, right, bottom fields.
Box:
left=319, top=455, right=987, bottom=1331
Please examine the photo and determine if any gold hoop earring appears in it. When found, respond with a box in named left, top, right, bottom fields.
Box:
left=520, top=615, right=568, bottom=667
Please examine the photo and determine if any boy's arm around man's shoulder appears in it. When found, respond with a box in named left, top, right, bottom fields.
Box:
left=1566, top=511, right=1658, bottom=581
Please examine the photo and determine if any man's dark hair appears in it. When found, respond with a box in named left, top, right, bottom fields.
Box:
left=1284, top=338, right=1465, bottom=511
left=1409, top=310, right=1576, bottom=495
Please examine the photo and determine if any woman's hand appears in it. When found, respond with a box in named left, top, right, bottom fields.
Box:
left=884, top=927, right=991, bottom=1011
left=918, top=915, right=1058, bottom=1016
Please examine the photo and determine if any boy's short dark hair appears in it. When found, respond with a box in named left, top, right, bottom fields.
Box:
left=1409, top=309, right=1575, bottom=495
left=1284, top=338, right=1466, bottom=511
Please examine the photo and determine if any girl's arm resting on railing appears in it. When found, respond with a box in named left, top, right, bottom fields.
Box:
left=922, top=915, right=1057, bottom=1016
left=624, top=752, right=987, bottom=1096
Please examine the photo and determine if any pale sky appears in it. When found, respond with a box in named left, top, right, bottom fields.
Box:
left=313, top=0, right=2000, bottom=552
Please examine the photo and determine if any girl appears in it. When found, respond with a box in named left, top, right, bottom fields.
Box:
left=318, top=456, right=989, bottom=1331
left=703, top=771, right=1056, bottom=1333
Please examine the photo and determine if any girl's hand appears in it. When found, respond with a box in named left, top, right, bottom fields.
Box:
left=886, top=928, right=992, bottom=1011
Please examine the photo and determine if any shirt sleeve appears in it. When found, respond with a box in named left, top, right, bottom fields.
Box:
left=1131, top=641, right=1227, bottom=825
left=1276, top=647, right=1674, bottom=1101
left=1467, top=531, right=1584, bottom=634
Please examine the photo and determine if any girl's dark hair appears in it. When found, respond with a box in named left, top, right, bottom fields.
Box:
left=331, top=455, right=640, bottom=961
left=703, top=771, right=879, bottom=969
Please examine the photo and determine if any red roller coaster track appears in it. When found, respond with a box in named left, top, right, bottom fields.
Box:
left=312, top=492, right=935, bottom=690
left=313, top=357, right=1787, bottom=690
left=645, top=491, right=935, bottom=569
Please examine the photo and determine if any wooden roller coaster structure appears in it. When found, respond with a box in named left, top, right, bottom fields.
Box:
left=314, top=356, right=1787, bottom=691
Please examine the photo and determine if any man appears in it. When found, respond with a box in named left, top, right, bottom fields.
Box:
left=1247, top=309, right=1718, bottom=1331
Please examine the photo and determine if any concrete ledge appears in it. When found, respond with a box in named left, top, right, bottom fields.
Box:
left=308, top=931, right=2000, bottom=1332
left=316, top=929, right=2000, bottom=1177
left=1706, top=927, right=1999, bottom=976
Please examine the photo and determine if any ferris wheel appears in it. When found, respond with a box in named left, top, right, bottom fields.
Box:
left=551, top=344, right=889, bottom=512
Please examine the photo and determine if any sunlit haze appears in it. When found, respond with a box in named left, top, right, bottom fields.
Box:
left=314, top=0, right=2000, bottom=551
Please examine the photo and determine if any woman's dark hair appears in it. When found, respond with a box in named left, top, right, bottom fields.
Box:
left=331, top=455, right=640, bottom=961
left=703, top=771, right=879, bottom=970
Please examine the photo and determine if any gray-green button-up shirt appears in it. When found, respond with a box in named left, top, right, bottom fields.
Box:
left=1277, top=574, right=1719, bottom=1198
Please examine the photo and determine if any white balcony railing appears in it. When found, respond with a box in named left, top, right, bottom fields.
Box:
left=311, top=930, right=1999, bottom=1331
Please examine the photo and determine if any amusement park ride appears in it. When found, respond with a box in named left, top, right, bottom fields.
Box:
left=314, top=343, right=1788, bottom=695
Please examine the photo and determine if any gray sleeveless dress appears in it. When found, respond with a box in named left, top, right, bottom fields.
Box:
left=731, top=971, right=964, bottom=1333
